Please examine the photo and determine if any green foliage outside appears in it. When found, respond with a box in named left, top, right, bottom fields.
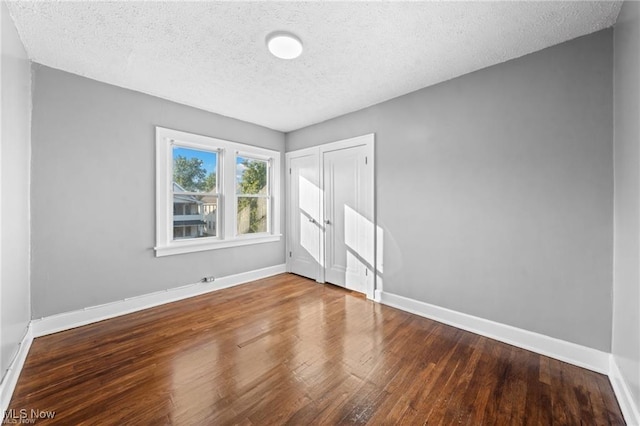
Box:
left=172, top=155, right=267, bottom=234
left=238, top=159, right=267, bottom=234
left=173, top=156, right=216, bottom=192
left=238, top=159, right=267, bottom=195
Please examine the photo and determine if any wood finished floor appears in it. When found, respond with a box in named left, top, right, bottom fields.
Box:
left=10, top=274, right=624, bottom=425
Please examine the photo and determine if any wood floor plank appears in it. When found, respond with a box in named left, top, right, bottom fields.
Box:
left=8, top=274, right=625, bottom=425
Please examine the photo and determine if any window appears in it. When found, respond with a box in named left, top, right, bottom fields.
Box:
left=236, top=155, right=270, bottom=235
left=155, top=127, right=281, bottom=256
left=172, top=146, right=218, bottom=240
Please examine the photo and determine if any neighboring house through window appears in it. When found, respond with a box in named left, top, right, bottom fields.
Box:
left=173, top=182, right=214, bottom=240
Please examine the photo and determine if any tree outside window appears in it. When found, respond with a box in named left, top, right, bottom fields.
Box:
left=236, top=156, right=269, bottom=234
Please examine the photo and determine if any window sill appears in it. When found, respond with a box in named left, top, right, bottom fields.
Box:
left=154, top=234, right=282, bottom=257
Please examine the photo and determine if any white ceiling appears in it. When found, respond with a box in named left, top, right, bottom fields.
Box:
left=6, top=1, right=622, bottom=133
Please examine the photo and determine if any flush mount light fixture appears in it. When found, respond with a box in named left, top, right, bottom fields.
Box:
left=266, top=32, right=303, bottom=60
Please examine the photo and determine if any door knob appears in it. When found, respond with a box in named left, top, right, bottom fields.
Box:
left=324, top=219, right=331, bottom=225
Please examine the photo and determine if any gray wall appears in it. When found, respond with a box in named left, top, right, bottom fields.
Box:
left=287, top=30, right=614, bottom=351
left=1, top=2, right=32, bottom=375
left=31, top=66, right=286, bottom=318
left=613, top=0, right=640, bottom=410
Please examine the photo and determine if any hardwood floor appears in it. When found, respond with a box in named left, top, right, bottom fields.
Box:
left=9, top=274, right=624, bottom=425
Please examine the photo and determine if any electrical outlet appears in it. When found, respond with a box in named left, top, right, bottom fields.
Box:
left=202, top=276, right=215, bottom=283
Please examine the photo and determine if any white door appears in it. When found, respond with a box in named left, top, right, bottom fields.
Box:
left=286, top=150, right=321, bottom=280
left=286, top=135, right=375, bottom=298
left=323, top=143, right=373, bottom=295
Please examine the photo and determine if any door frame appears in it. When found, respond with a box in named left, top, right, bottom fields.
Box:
left=286, top=134, right=376, bottom=299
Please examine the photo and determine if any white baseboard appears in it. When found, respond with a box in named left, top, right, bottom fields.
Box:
left=379, top=291, right=610, bottom=374
left=0, top=325, right=33, bottom=416
left=31, top=264, right=286, bottom=337
left=609, top=355, right=640, bottom=426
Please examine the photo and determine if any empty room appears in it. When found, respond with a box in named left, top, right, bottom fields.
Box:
left=1, top=0, right=639, bottom=424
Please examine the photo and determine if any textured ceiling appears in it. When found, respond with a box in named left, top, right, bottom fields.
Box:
left=6, top=1, right=622, bottom=132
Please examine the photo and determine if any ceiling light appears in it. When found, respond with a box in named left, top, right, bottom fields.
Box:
left=266, top=32, right=303, bottom=60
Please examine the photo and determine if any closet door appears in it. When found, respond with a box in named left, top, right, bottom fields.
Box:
left=286, top=134, right=375, bottom=298
left=323, top=143, right=372, bottom=295
left=286, top=149, right=321, bottom=280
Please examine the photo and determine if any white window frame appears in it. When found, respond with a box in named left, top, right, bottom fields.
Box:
left=155, top=127, right=281, bottom=257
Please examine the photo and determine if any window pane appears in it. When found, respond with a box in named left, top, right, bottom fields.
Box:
left=236, top=157, right=268, bottom=195
left=173, top=146, right=217, bottom=193
left=237, top=197, right=267, bottom=234
left=173, top=194, right=218, bottom=240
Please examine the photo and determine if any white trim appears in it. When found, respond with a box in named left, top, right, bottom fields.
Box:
left=379, top=291, right=610, bottom=374
left=320, top=134, right=373, bottom=153
left=155, top=234, right=281, bottom=257
left=0, top=325, right=33, bottom=416
left=32, top=264, right=286, bottom=337
left=610, top=355, right=640, bottom=426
